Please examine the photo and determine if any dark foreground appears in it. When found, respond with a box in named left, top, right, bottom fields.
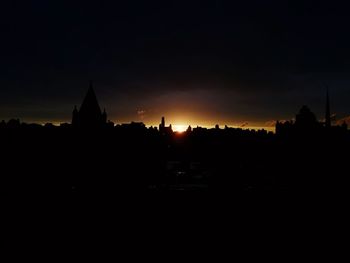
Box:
left=1, top=124, right=348, bottom=200
left=2, top=125, right=348, bottom=261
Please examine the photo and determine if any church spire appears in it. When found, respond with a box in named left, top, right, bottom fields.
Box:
left=325, top=87, right=331, bottom=129
left=79, top=81, right=102, bottom=115
left=71, top=81, right=106, bottom=128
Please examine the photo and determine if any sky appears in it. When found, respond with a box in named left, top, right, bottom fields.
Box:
left=0, top=0, right=350, bottom=128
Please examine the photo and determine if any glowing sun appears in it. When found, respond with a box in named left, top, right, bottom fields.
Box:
left=172, top=124, right=188, bottom=133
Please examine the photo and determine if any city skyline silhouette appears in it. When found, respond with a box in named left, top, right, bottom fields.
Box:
left=1, top=1, right=349, bottom=195
left=1, top=81, right=348, bottom=193
left=1, top=82, right=348, bottom=134
left=3, top=3, right=350, bottom=259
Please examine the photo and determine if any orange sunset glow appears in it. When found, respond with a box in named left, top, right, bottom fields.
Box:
left=172, top=124, right=188, bottom=132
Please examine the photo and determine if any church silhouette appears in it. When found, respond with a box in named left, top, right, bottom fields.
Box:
left=72, top=82, right=107, bottom=128
left=276, top=89, right=348, bottom=135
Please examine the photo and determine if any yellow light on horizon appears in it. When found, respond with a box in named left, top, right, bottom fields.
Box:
left=172, top=124, right=188, bottom=133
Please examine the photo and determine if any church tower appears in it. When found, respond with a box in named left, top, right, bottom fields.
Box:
left=325, top=88, right=331, bottom=129
left=159, top=116, right=165, bottom=131
left=72, top=82, right=107, bottom=128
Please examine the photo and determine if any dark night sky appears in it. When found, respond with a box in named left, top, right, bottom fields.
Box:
left=1, top=0, right=350, bottom=127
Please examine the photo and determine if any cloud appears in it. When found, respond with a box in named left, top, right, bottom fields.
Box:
left=320, top=114, right=337, bottom=123
left=336, top=116, right=350, bottom=126
left=264, top=120, right=291, bottom=127
left=264, top=120, right=277, bottom=127
left=137, top=109, right=146, bottom=120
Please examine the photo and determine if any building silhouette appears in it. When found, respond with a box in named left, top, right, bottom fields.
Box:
left=276, top=91, right=347, bottom=135
left=160, top=116, right=165, bottom=130
left=159, top=116, right=172, bottom=135
left=295, top=105, right=319, bottom=129
left=72, top=82, right=107, bottom=128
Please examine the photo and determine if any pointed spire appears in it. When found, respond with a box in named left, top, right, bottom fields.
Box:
left=325, top=87, right=331, bottom=129
left=79, top=82, right=102, bottom=115
left=76, top=82, right=103, bottom=127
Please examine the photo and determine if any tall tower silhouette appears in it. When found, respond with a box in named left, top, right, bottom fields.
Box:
left=159, top=116, right=165, bottom=132
left=325, top=88, right=331, bottom=129
left=159, top=116, right=172, bottom=134
left=72, top=82, right=107, bottom=128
